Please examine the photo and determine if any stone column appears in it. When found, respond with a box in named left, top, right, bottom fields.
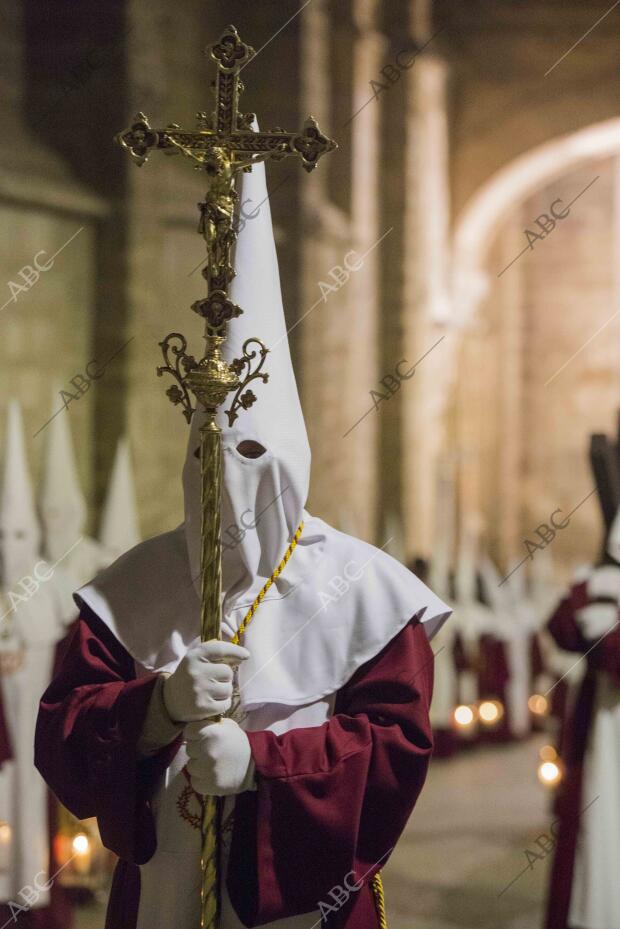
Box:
left=296, top=0, right=384, bottom=540
left=343, top=0, right=385, bottom=541
left=495, top=211, right=525, bottom=568
left=298, top=0, right=345, bottom=527
left=401, top=41, right=453, bottom=558
left=456, top=327, right=488, bottom=543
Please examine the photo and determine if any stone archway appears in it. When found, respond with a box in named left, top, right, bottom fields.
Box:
left=452, top=117, right=620, bottom=325
left=449, top=117, right=620, bottom=575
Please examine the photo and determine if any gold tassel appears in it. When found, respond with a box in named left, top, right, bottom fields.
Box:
left=371, top=873, right=388, bottom=929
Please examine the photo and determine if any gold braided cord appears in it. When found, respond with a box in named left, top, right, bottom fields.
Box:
left=371, top=873, right=388, bottom=929
left=200, top=801, right=219, bottom=929
left=199, top=424, right=224, bottom=929
left=191, top=517, right=388, bottom=929
left=182, top=521, right=305, bottom=834
left=230, top=520, right=304, bottom=645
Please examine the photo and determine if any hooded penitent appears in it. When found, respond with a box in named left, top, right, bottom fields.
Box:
left=75, top=146, right=451, bottom=929
left=0, top=401, right=67, bottom=908
left=0, top=400, right=69, bottom=647
left=99, top=437, right=141, bottom=560
left=559, top=442, right=620, bottom=929
left=1, top=400, right=42, bottom=591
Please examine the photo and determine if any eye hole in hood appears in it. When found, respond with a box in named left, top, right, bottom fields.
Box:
left=236, top=440, right=267, bottom=459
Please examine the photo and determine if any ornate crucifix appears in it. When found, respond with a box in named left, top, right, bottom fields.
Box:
left=116, top=24, right=336, bottom=929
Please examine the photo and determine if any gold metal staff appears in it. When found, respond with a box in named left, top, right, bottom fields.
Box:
left=116, top=25, right=336, bottom=929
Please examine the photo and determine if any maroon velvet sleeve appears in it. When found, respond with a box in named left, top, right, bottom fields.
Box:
left=34, top=608, right=177, bottom=865
left=227, top=620, right=434, bottom=927
left=548, top=585, right=589, bottom=653
left=548, top=583, right=620, bottom=682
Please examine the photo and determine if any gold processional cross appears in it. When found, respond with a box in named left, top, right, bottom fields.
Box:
left=116, top=25, right=336, bottom=929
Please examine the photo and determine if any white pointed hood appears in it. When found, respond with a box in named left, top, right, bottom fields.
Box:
left=0, top=400, right=41, bottom=588
left=0, top=400, right=68, bottom=647
left=100, top=438, right=141, bottom=559
left=183, top=154, right=310, bottom=611
left=77, top=136, right=451, bottom=709
left=40, top=390, right=87, bottom=562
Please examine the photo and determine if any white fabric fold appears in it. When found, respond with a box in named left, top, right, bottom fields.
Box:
left=587, top=564, right=620, bottom=601
left=575, top=603, right=619, bottom=642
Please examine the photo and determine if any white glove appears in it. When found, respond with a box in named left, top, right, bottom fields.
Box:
left=587, top=565, right=620, bottom=600
left=575, top=603, right=619, bottom=642
left=185, top=718, right=256, bottom=797
left=162, top=640, right=250, bottom=723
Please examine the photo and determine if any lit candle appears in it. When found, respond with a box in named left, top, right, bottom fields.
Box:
left=71, top=833, right=92, bottom=876
left=478, top=700, right=504, bottom=726
left=537, top=760, right=562, bottom=787
left=539, top=744, right=557, bottom=762
left=453, top=704, right=476, bottom=727
left=0, top=822, right=11, bottom=872
left=528, top=694, right=549, bottom=716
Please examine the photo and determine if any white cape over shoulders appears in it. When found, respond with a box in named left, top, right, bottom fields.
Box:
left=76, top=515, right=451, bottom=709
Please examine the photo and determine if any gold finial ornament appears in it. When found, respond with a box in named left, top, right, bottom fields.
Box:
left=116, top=24, right=336, bottom=929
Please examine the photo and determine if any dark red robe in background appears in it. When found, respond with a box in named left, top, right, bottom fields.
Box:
left=477, top=634, right=512, bottom=742
left=0, top=627, right=75, bottom=929
left=544, top=581, right=620, bottom=929
left=35, top=607, right=435, bottom=929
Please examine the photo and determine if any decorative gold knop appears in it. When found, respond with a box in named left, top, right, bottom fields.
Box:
left=191, top=292, right=242, bottom=331
left=184, top=336, right=239, bottom=416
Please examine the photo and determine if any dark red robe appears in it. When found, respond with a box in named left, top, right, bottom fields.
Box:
left=0, top=627, right=75, bottom=929
left=544, top=581, right=620, bottom=929
left=35, top=607, right=435, bottom=929
left=476, top=634, right=512, bottom=743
